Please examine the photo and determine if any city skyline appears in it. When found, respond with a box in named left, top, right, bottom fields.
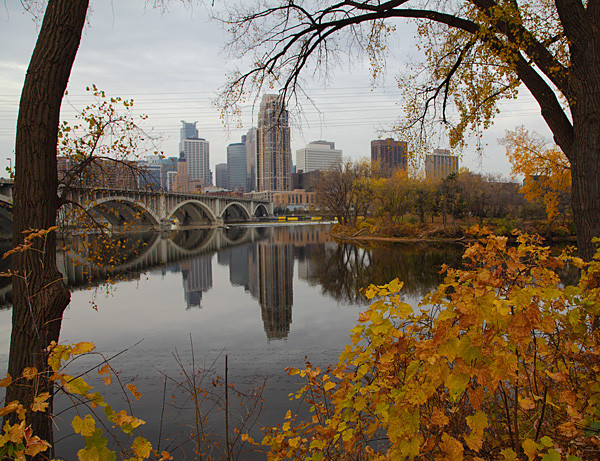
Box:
left=0, top=2, right=553, bottom=180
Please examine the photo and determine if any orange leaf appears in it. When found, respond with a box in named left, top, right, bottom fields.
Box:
left=24, top=437, right=50, bottom=457
left=0, top=374, right=11, bottom=387
left=22, top=367, right=37, bottom=381
left=126, top=383, right=142, bottom=400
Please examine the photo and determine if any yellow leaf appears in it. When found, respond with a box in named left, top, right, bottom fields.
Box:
left=71, top=341, right=95, bottom=355
left=240, top=434, right=255, bottom=444
left=358, top=312, right=369, bottom=323
left=0, top=402, right=20, bottom=418
left=7, top=420, right=26, bottom=443
left=522, top=438, right=538, bottom=461
left=159, top=451, right=173, bottom=460
left=0, top=375, right=12, bottom=387
left=30, top=393, right=50, bottom=412
left=24, top=436, right=50, bottom=457
left=465, top=411, right=488, bottom=451
left=446, top=371, right=470, bottom=400
left=440, top=433, right=464, bottom=460
left=132, top=436, right=152, bottom=458
left=72, top=415, right=96, bottom=437
left=390, top=302, right=413, bottom=318
left=112, top=410, right=145, bottom=432
left=500, top=448, right=518, bottom=460
left=323, top=381, right=336, bottom=392
left=288, top=436, right=301, bottom=448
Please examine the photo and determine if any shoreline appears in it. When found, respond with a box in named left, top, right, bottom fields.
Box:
left=329, top=232, right=578, bottom=245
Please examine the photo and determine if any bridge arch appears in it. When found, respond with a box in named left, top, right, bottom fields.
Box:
left=220, top=202, right=251, bottom=223
left=220, top=226, right=250, bottom=245
left=253, top=203, right=269, bottom=218
left=168, top=200, right=217, bottom=226
left=170, top=228, right=217, bottom=253
left=84, top=196, right=160, bottom=227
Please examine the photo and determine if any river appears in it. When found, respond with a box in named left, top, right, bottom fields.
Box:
left=0, top=224, right=465, bottom=459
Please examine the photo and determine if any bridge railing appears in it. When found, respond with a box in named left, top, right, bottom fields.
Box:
left=65, top=186, right=271, bottom=203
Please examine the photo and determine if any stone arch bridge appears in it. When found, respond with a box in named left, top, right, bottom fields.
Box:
left=0, top=182, right=273, bottom=230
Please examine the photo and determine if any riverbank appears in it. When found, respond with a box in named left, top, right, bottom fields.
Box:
left=330, top=233, right=473, bottom=245
left=328, top=219, right=578, bottom=246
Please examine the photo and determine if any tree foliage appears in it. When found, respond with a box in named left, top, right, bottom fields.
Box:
left=501, top=125, right=571, bottom=222
left=317, top=160, right=530, bottom=232
left=0, top=337, right=173, bottom=461
left=253, top=231, right=600, bottom=460
left=58, top=85, right=159, bottom=193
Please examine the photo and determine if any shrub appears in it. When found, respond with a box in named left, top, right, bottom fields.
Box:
left=256, top=232, right=598, bottom=460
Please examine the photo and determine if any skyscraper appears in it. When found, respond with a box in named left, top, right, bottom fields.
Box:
left=245, top=127, right=258, bottom=192
left=227, top=135, right=248, bottom=191
left=425, top=148, right=459, bottom=181
left=296, top=140, right=342, bottom=173
left=180, top=120, right=198, bottom=141
left=371, top=138, right=408, bottom=175
left=257, top=94, right=291, bottom=194
left=179, top=121, right=211, bottom=187
left=215, top=163, right=228, bottom=189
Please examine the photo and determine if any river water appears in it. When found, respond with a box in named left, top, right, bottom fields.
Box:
left=0, top=224, right=465, bottom=459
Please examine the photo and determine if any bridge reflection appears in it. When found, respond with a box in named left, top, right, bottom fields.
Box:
left=0, top=227, right=268, bottom=308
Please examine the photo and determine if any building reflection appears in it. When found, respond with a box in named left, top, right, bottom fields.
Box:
left=218, top=245, right=251, bottom=292
left=215, top=226, right=335, bottom=339
left=256, top=239, right=294, bottom=340
left=219, top=229, right=293, bottom=340
left=180, top=254, right=213, bottom=309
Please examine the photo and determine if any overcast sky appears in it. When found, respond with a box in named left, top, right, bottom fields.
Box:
left=0, top=1, right=554, bottom=179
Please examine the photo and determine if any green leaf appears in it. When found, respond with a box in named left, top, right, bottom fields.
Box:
left=446, top=371, right=470, bottom=400
left=539, top=436, right=553, bottom=448
left=541, top=449, right=561, bottom=461
left=500, top=448, right=518, bottom=460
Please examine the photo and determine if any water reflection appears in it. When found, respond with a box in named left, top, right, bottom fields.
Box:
left=0, top=226, right=469, bottom=343
left=0, top=226, right=470, bottom=337
left=298, top=241, right=465, bottom=305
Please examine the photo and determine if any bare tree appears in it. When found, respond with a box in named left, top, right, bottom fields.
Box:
left=316, top=160, right=373, bottom=227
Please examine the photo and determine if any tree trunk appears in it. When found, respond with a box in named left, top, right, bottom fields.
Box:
left=569, top=27, right=600, bottom=261
left=6, top=0, right=88, bottom=450
left=571, top=132, right=600, bottom=261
